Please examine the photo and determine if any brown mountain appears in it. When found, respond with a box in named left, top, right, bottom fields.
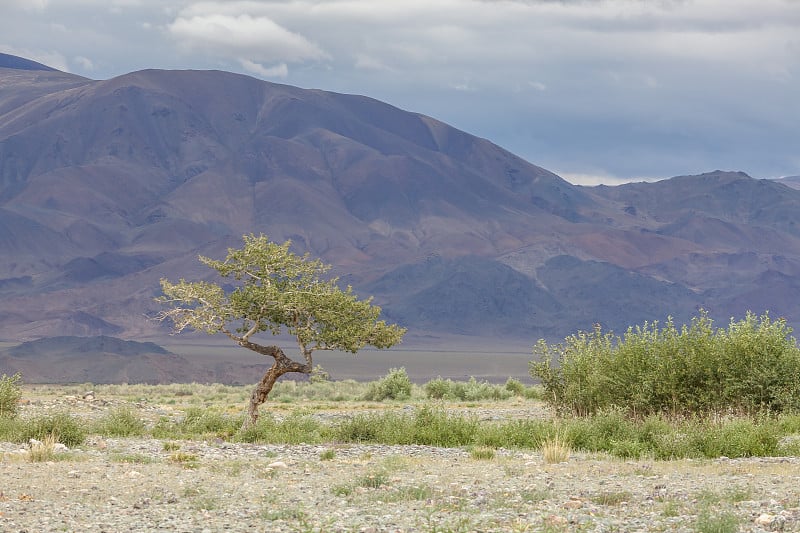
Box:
left=2, top=54, right=800, bottom=350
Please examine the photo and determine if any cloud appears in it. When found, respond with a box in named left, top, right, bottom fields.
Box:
left=1, top=0, right=798, bottom=180
left=73, top=55, right=94, bottom=71
left=558, top=172, right=658, bottom=187
left=238, top=58, right=288, bottom=78
left=5, top=0, right=49, bottom=10
left=168, top=12, right=328, bottom=64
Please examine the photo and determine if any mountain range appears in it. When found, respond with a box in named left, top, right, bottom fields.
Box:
left=3, top=52, right=800, bottom=354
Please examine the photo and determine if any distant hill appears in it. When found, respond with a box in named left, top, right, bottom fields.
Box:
left=0, top=53, right=57, bottom=71
left=0, top=336, right=189, bottom=383
left=776, top=176, right=800, bottom=190
left=2, top=53, right=800, bottom=352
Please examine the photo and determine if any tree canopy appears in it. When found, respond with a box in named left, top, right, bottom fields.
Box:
left=157, top=234, right=406, bottom=424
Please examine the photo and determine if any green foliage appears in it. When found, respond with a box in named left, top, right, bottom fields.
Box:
left=158, top=233, right=405, bottom=354
left=531, top=311, right=800, bottom=417
left=422, top=376, right=513, bottom=401
left=309, top=365, right=330, bottom=384
left=18, top=412, right=86, bottom=447
left=91, top=406, right=146, bottom=437
left=238, top=412, right=330, bottom=444
left=0, top=373, right=22, bottom=419
left=333, top=405, right=479, bottom=447
left=152, top=407, right=241, bottom=439
left=694, top=510, right=740, bottom=533
left=363, top=367, right=412, bottom=401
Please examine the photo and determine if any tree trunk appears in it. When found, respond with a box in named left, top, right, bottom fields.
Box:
left=241, top=345, right=311, bottom=429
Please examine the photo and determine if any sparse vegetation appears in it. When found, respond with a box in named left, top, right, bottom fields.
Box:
left=4, top=372, right=800, bottom=531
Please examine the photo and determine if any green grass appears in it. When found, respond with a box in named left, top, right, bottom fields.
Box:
left=9, top=374, right=800, bottom=461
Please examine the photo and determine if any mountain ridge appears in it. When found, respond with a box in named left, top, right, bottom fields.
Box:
left=2, top=54, right=800, bottom=348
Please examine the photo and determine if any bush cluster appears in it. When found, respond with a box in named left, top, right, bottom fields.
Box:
left=531, top=311, right=800, bottom=417
left=423, top=376, right=514, bottom=401
left=362, top=367, right=412, bottom=401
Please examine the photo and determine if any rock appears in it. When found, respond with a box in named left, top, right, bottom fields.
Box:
left=563, top=499, right=583, bottom=509
left=83, top=391, right=95, bottom=401
left=756, top=513, right=775, bottom=527
left=53, top=443, right=69, bottom=453
left=268, top=461, right=288, bottom=469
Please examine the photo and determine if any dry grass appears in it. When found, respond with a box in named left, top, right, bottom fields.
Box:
left=540, top=433, right=571, bottom=464
left=27, top=433, right=58, bottom=462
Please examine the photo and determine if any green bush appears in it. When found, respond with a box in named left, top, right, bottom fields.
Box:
left=152, top=407, right=241, bottom=439
left=422, top=376, right=513, bottom=401
left=531, top=311, right=800, bottom=417
left=0, top=373, right=22, bottom=419
left=363, top=367, right=412, bottom=401
left=18, top=413, right=86, bottom=447
left=504, top=377, right=525, bottom=396
left=332, top=406, right=478, bottom=447
left=238, top=412, right=329, bottom=444
left=92, top=406, right=146, bottom=437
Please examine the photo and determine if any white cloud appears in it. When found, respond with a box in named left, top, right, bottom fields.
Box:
left=168, top=12, right=328, bottom=64
left=1, top=0, right=798, bottom=179
left=354, top=53, right=389, bottom=71
left=73, top=55, right=95, bottom=71
left=5, top=0, right=49, bottom=11
left=558, top=172, right=658, bottom=187
left=238, top=58, right=288, bottom=78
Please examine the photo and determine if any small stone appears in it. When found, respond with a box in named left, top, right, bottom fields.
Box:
left=83, top=391, right=95, bottom=400
left=545, top=515, right=568, bottom=526
left=755, top=513, right=775, bottom=527
left=563, top=499, right=583, bottom=509
left=268, top=461, right=288, bottom=469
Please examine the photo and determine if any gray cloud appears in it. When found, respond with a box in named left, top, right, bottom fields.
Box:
left=1, top=0, right=798, bottom=183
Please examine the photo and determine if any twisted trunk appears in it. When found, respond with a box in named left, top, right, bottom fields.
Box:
left=236, top=339, right=311, bottom=428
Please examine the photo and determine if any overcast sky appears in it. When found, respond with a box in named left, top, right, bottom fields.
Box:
left=2, top=0, right=799, bottom=184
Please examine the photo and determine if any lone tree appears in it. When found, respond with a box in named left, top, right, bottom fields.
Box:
left=157, top=234, right=406, bottom=426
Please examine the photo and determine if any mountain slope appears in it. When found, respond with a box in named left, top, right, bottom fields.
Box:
left=2, top=55, right=800, bottom=346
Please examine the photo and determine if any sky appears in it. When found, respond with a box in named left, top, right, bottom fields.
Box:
left=1, top=0, right=799, bottom=185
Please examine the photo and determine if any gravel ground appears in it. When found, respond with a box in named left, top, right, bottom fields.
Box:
left=2, top=398, right=800, bottom=531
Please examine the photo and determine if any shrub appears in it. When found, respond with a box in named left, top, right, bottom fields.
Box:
left=332, top=406, right=478, bottom=447
left=531, top=311, right=800, bottom=417
left=19, top=413, right=86, bottom=447
left=92, top=406, right=146, bottom=437
left=0, top=373, right=22, bottom=419
left=152, top=407, right=241, bottom=439
left=363, top=367, right=412, bottom=401
left=238, top=412, right=328, bottom=444
left=423, top=377, right=451, bottom=399
left=504, top=377, right=525, bottom=396
left=423, top=376, right=513, bottom=401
